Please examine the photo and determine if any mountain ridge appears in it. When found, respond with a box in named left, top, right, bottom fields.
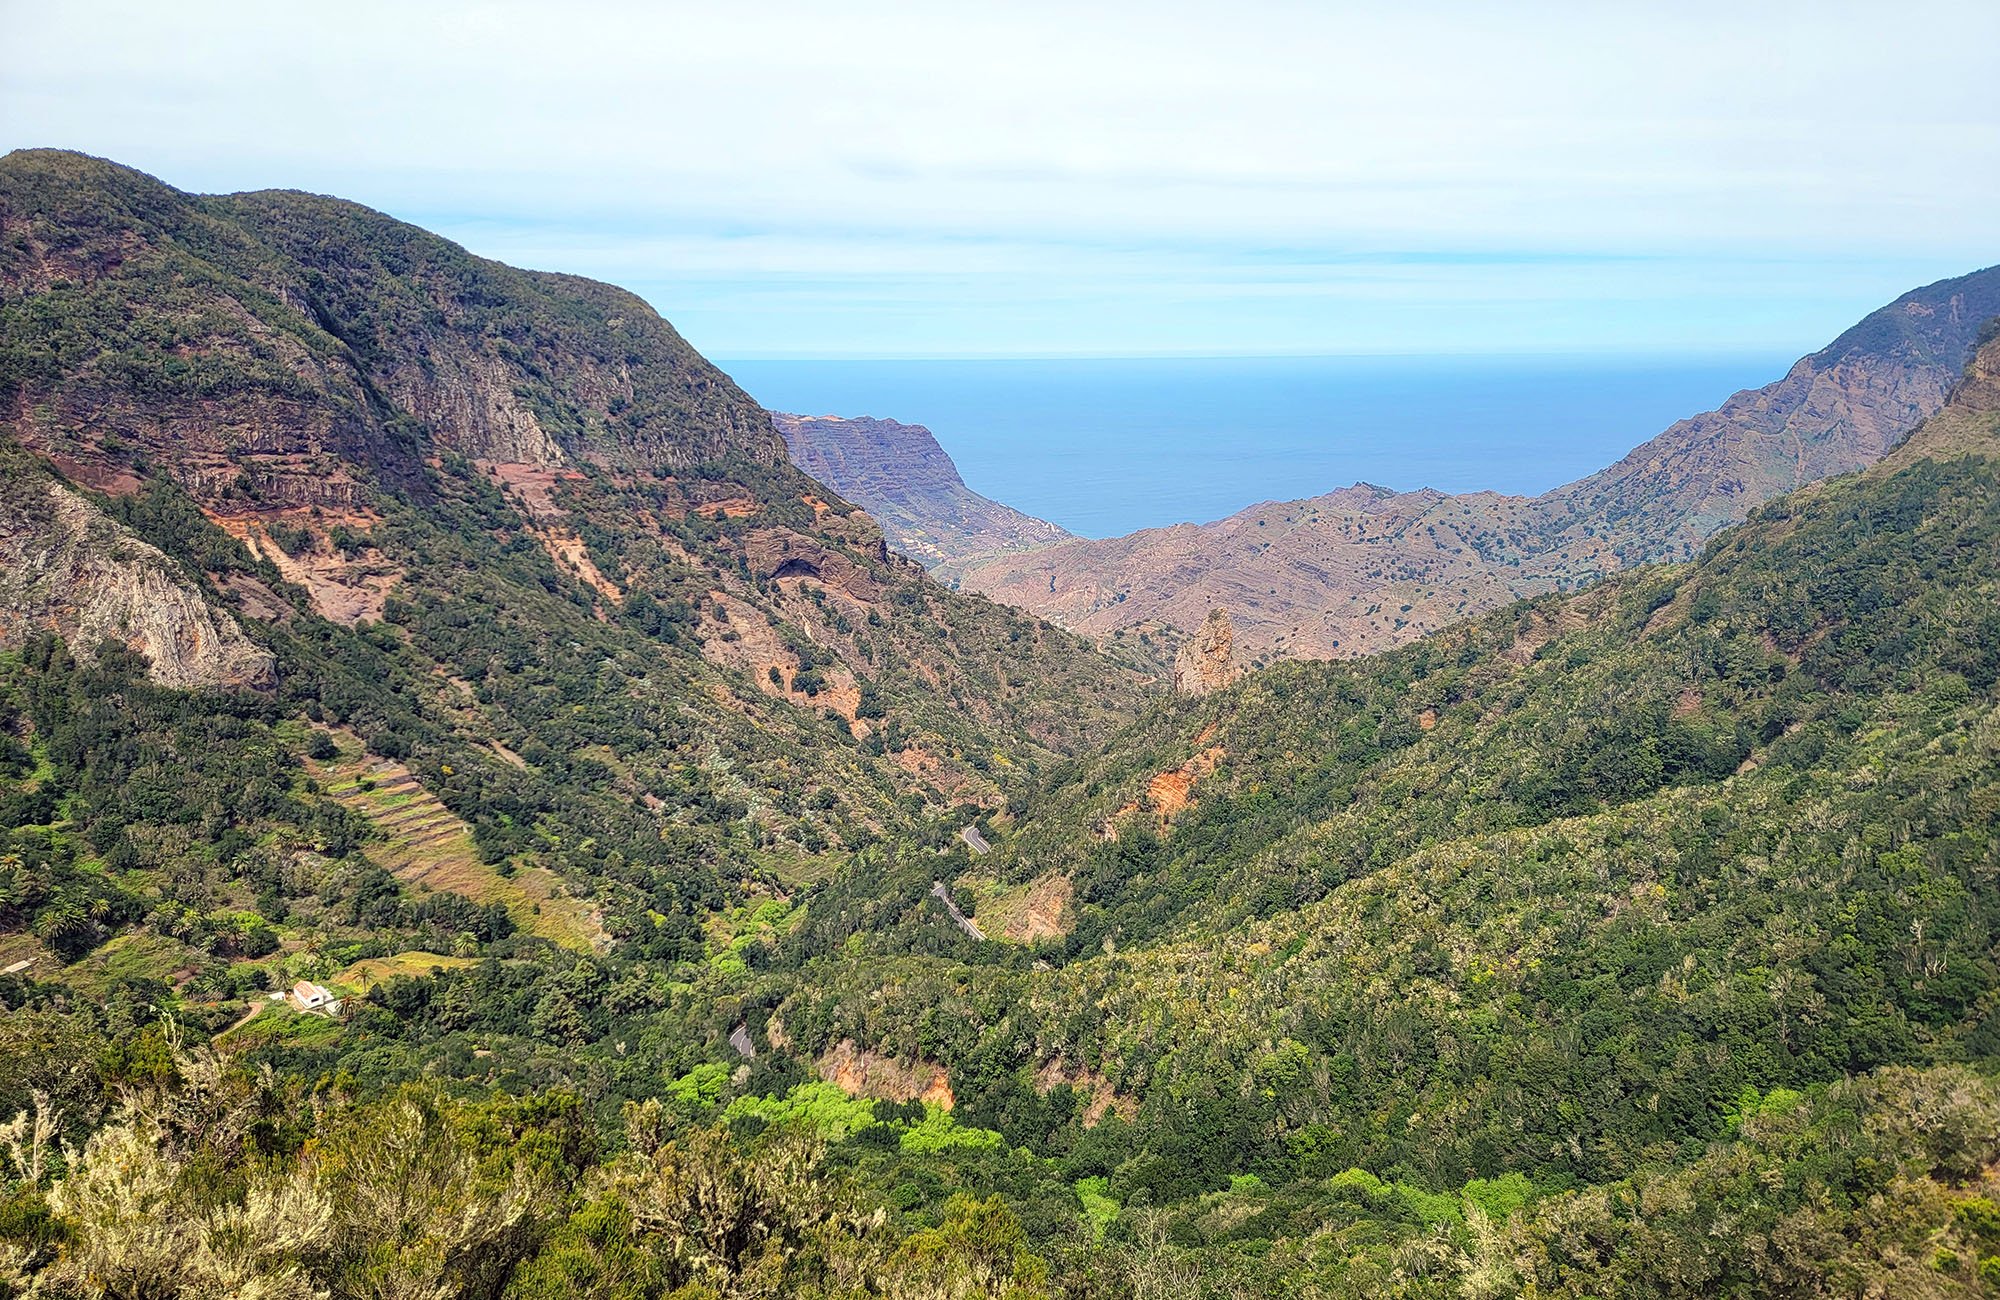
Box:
left=0, top=147, right=1154, bottom=947
left=944, top=265, right=2000, bottom=660
left=772, top=412, right=1069, bottom=572
left=4, top=150, right=2000, bottom=1300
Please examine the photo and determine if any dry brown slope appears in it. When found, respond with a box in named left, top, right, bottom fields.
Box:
left=957, top=264, right=2000, bottom=662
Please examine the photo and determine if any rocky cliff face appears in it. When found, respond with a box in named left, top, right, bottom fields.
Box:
left=954, top=265, right=2000, bottom=662
left=1875, top=327, right=2000, bottom=472
left=0, top=468, right=274, bottom=689
left=0, top=149, right=783, bottom=526
left=1170, top=608, right=1241, bottom=695
left=0, top=149, right=1153, bottom=834
left=773, top=414, right=1069, bottom=572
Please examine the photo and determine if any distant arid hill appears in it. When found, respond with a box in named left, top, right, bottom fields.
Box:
left=947, top=265, right=2000, bottom=662
left=773, top=413, right=1070, bottom=572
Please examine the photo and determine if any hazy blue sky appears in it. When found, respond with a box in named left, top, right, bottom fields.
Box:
left=5, top=0, right=1997, bottom=358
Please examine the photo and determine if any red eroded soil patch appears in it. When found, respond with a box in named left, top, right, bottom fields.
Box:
left=46, top=453, right=144, bottom=496
left=819, top=1039, right=954, bottom=1109
left=479, top=461, right=622, bottom=603
left=208, top=512, right=401, bottom=626
left=479, top=461, right=586, bottom=521
left=1146, top=747, right=1224, bottom=819
left=1033, top=1057, right=1137, bottom=1125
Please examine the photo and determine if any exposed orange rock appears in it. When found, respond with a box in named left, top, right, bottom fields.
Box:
left=818, top=1039, right=953, bottom=1110
left=1101, top=745, right=1225, bottom=838
left=212, top=516, right=402, bottom=627
left=1146, top=746, right=1224, bottom=820
left=478, top=461, right=622, bottom=603
left=480, top=461, right=584, bottom=520
left=542, top=531, right=622, bottom=603
left=694, top=496, right=759, bottom=519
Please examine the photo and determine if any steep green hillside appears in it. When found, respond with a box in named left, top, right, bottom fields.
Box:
left=3, top=153, right=1998, bottom=1299
left=0, top=149, right=1153, bottom=966
left=0, top=147, right=1159, bottom=1134
left=735, top=339, right=2000, bottom=1292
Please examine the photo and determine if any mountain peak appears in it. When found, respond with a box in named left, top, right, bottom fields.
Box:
left=773, top=412, right=1069, bottom=573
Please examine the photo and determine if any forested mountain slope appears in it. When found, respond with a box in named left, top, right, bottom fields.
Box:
left=742, top=332, right=2000, bottom=1291
left=0, top=146, right=1150, bottom=995
left=3, top=151, right=1998, bottom=1299
left=955, top=265, right=2000, bottom=663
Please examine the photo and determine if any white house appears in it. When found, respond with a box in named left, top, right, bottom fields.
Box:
left=291, top=980, right=343, bottom=1015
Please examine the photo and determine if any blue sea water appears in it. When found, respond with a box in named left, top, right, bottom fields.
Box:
left=717, top=354, right=1795, bottom=539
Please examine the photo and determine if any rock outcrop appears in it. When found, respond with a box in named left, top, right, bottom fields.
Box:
left=0, top=471, right=275, bottom=689
left=818, top=1039, right=955, bottom=1109
left=1171, top=608, right=1241, bottom=695
left=0, top=149, right=784, bottom=524
left=1875, top=328, right=2000, bottom=473
left=743, top=528, right=887, bottom=602
left=0, top=147, right=1156, bottom=828
left=954, top=264, right=2000, bottom=663
left=773, top=413, right=1069, bottom=574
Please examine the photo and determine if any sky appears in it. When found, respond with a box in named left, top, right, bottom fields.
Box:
left=4, top=0, right=1998, bottom=359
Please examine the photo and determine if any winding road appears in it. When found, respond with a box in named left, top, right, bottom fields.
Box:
left=931, top=880, right=986, bottom=941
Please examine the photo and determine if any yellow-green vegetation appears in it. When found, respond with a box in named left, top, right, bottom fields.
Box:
left=313, top=736, right=603, bottom=952
left=706, top=896, right=797, bottom=977
left=215, top=1001, right=346, bottom=1050
left=721, top=1081, right=878, bottom=1140
left=1075, top=1176, right=1118, bottom=1240
left=332, top=950, right=476, bottom=993
left=0, top=932, right=50, bottom=971
left=897, top=1107, right=1005, bottom=1155
left=58, top=931, right=198, bottom=999
left=954, top=870, right=1070, bottom=944
left=6, top=148, right=2000, bottom=1298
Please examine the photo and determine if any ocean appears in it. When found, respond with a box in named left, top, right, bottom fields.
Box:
left=717, top=354, right=1796, bottom=539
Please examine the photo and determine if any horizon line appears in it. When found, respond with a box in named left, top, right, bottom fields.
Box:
left=713, top=346, right=1801, bottom=364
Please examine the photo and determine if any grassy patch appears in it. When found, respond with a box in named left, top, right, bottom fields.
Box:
left=332, top=950, right=476, bottom=993
left=62, top=931, right=201, bottom=998
left=219, top=1003, right=344, bottom=1050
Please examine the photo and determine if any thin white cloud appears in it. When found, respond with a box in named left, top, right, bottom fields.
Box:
left=3, top=0, right=1996, bottom=354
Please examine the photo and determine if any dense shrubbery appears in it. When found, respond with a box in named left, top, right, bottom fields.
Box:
left=6, top=148, right=2000, bottom=1294
left=7, top=447, right=1997, bottom=1293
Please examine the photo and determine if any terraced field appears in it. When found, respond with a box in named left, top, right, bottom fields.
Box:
left=309, top=736, right=606, bottom=952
